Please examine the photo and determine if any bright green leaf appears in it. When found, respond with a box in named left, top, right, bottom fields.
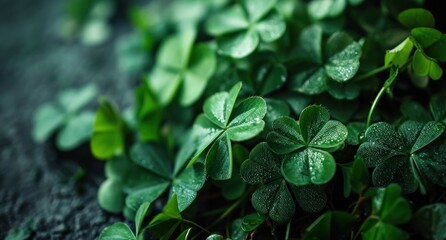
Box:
left=398, top=8, right=435, bottom=29
left=99, top=223, right=136, bottom=240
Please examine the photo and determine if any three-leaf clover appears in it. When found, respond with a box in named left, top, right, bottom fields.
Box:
left=205, top=0, right=286, bottom=58
left=188, top=82, right=267, bottom=180
left=241, top=142, right=327, bottom=224
left=91, top=97, right=126, bottom=159
left=361, top=184, right=412, bottom=240
left=32, top=84, right=97, bottom=150
left=357, top=120, right=446, bottom=193
left=148, top=29, right=216, bottom=106
left=267, top=105, right=348, bottom=186
left=124, top=142, right=206, bottom=213
left=291, top=25, right=362, bottom=99
left=400, top=91, right=446, bottom=124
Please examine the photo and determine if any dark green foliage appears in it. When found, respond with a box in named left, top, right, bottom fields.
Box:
left=31, top=0, right=446, bottom=239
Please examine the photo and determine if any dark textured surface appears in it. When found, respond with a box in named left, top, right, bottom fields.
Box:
left=0, top=0, right=133, bottom=239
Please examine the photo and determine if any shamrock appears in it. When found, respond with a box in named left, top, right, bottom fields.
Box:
left=361, top=184, right=412, bottom=240
left=205, top=0, right=286, bottom=58
left=290, top=25, right=362, bottom=100
left=148, top=29, right=216, bottom=106
left=267, top=105, right=348, bottom=186
left=241, top=142, right=327, bottom=224
left=357, top=120, right=446, bottom=193
left=400, top=91, right=446, bottom=124
left=187, top=82, right=267, bottom=180
left=32, top=84, right=97, bottom=150
left=124, top=142, right=206, bottom=213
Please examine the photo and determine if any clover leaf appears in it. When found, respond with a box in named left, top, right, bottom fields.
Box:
left=99, top=222, right=136, bottom=240
left=302, top=211, right=355, bottom=240
left=241, top=142, right=327, bottom=224
left=205, top=0, right=286, bottom=58
left=32, top=84, right=97, bottom=150
left=91, top=97, right=126, bottom=160
left=134, top=83, right=163, bottom=141
left=267, top=105, right=348, bottom=186
left=411, top=203, right=446, bottom=240
left=291, top=25, right=362, bottom=99
left=361, top=184, right=411, bottom=240
left=187, top=82, right=267, bottom=180
left=398, top=8, right=435, bottom=29
left=148, top=29, right=216, bottom=106
left=357, top=120, right=446, bottom=193
left=124, top=142, right=206, bottom=213
left=401, top=91, right=446, bottom=124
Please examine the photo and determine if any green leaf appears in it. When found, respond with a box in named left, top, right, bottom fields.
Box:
left=241, top=213, right=266, bottom=232
left=292, top=184, right=327, bottom=212
left=282, top=148, right=336, bottom=185
left=429, top=61, right=443, bottom=80
left=189, top=115, right=224, bottom=164
left=298, top=106, right=328, bottom=142
left=99, top=223, right=136, bottom=240
left=134, top=84, right=162, bottom=141
left=254, top=11, right=286, bottom=42
left=308, top=0, right=346, bottom=20
left=411, top=27, right=442, bottom=48
left=363, top=222, right=409, bottom=240
left=240, top=142, right=282, bottom=185
left=5, top=227, right=31, bottom=240
left=241, top=0, right=277, bottom=22
left=255, top=64, right=287, bottom=96
left=376, top=184, right=412, bottom=224
left=204, top=82, right=242, bottom=128
left=217, top=30, right=259, bottom=58
left=32, top=103, right=65, bottom=143
left=163, top=194, right=182, bottom=220
left=401, top=99, right=431, bottom=123
left=425, top=35, right=446, bottom=62
left=411, top=203, right=446, bottom=240
left=206, top=133, right=233, bottom=180
left=266, top=113, right=303, bottom=155
left=126, top=182, right=170, bottom=212
left=295, top=25, right=323, bottom=64
left=398, top=8, right=435, bottom=29
left=91, top=98, right=125, bottom=160
left=157, top=30, right=195, bottom=70
left=302, top=211, right=355, bottom=240
left=176, top=228, right=192, bottom=240
left=350, top=157, right=369, bottom=194
left=135, top=202, right=151, bottom=236
left=251, top=180, right=295, bottom=224
left=357, top=120, right=446, bottom=193
left=56, top=111, right=95, bottom=150
left=130, top=142, right=172, bottom=179
left=385, top=37, right=414, bottom=67
left=205, top=5, right=249, bottom=36
left=361, top=184, right=411, bottom=240
left=58, top=84, right=98, bottom=113
left=205, top=234, right=226, bottom=240
left=430, top=91, right=446, bottom=122
left=325, top=32, right=362, bottom=82
left=98, top=179, right=125, bottom=214
left=226, top=97, right=267, bottom=141
left=230, top=218, right=248, bottom=240
left=182, top=44, right=216, bottom=105
left=292, top=67, right=327, bottom=95
left=171, top=163, right=206, bottom=211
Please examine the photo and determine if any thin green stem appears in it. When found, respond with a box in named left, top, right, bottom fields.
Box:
left=354, top=65, right=391, bottom=81
left=285, top=221, right=291, bottom=240
left=366, top=86, right=387, bottom=128
left=182, top=219, right=211, bottom=235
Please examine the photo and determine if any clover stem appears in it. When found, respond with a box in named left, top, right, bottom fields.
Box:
left=182, top=219, right=211, bottom=235
left=353, top=65, right=391, bottom=81
left=366, top=86, right=387, bottom=128
left=285, top=221, right=291, bottom=240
